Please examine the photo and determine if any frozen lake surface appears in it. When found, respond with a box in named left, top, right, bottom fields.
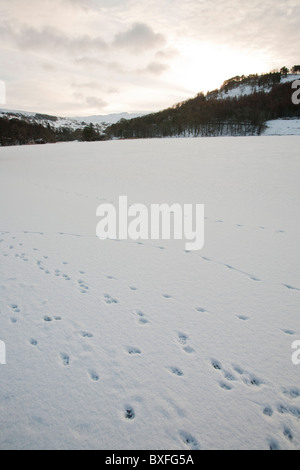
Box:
left=0, top=136, right=299, bottom=450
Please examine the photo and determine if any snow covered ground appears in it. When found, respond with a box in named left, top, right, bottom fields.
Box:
left=0, top=136, right=299, bottom=450
left=263, top=119, right=300, bottom=136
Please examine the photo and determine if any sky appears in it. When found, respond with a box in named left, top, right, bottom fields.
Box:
left=0, top=0, right=299, bottom=117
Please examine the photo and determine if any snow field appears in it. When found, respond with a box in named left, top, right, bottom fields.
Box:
left=0, top=136, right=299, bottom=450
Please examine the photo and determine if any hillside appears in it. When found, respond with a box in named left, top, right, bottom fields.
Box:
left=106, top=71, right=300, bottom=139
left=0, top=110, right=145, bottom=146
left=0, top=69, right=299, bottom=146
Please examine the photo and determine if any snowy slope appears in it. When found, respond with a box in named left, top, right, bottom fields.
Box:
left=0, top=109, right=145, bottom=131
left=217, top=73, right=299, bottom=100
left=0, top=137, right=299, bottom=450
left=73, top=112, right=146, bottom=125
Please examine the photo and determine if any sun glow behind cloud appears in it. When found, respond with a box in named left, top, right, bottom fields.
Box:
left=169, top=40, right=271, bottom=96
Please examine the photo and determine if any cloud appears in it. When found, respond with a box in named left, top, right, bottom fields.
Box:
left=0, top=21, right=108, bottom=55
left=113, top=22, right=166, bottom=53
left=144, top=61, right=169, bottom=75
left=85, top=96, right=108, bottom=109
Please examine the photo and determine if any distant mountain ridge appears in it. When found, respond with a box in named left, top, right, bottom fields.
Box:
left=0, top=109, right=145, bottom=128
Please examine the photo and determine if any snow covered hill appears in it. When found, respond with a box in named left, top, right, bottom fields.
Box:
left=216, top=73, right=299, bottom=100
left=73, top=112, right=146, bottom=126
left=0, top=137, right=299, bottom=450
left=0, top=109, right=145, bottom=132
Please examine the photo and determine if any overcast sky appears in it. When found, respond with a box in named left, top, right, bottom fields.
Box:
left=0, top=0, right=299, bottom=116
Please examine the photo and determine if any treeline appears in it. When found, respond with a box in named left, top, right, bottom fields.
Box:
left=106, top=73, right=300, bottom=139
left=0, top=119, right=105, bottom=146
left=1, top=68, right=300, bottom=146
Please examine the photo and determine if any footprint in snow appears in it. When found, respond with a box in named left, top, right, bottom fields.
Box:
left=80, top=331, right=93, bottom=338
left=88, top=370, right=99, bottom=382
left=211, top=359, right=222, bottom=370
left=168, top=367, right=184, bottom=377
left=124, top=406, right=135, bottom=420
left=127, top=347, right=141, bottom=355
left=277, top=404, right=300, bottom=419
left=29, top=339, right=38, bottom=347
left=60, top=353, right=70, bottom=366
left=283, top=284, right=300, bottom=291
left=283, top=426, right=294, bottom=442
left=219, top=381, right=233, bottom=391
left=263, top=406, right=273, bottom=417
left=268, top=438, right=280, bottom=450
left=103, top=294, right=119, bottom=305
left=281, top=329, right=295, bottom=336
left=133, top=310, right=150, bottom=325
left=44, top=316, right=52, bottom=322
left=237, top=315, right=249, bottom=321
left=176, top=333, right=195, bottom=354
left=180, top=431, right=200, bottom=450
left=10, top=304, right=20, bottom=313
left=282, top=387, right=300, bottom=399
left=177, top=333, right=188, bottom=345
left=195, top=307, right=207, bottom=313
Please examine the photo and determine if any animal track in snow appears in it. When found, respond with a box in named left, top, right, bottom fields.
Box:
left=103, top=294, right=119, bottom=305
left=88, top=370, right=99, bottom=382
left=80, top=331, right=93, bottom=338
left=280, top=329, right=295, bottom=336
left=283, top=426, right=294, bottom=442
left=133, top=310, right=150, bottom=325
left=282, top=387, right=300, bottom=399
left=177, top=333, right=188, bottom=345
left=179, top=431, right=200, bottom=450
left=176, top=332, right=194, bottom=354
left=10, top=304, right=20, bottom=313
left=263, top=406, right=273, bottom=417
left=195, top=307, right=207, bottom=313
left=277, top=403, right=300, bottom=419
left=237, top=315, right=249, bottom=321
left=29, top=339, right=38, bottom=347
left=127, top=347, right=141, bottom=355
left=283, top=284, right=300, bottom=291
left=78, top=279, right=89, bottom=294
left=43, top=316, right=52, bottom=322
left=219, top=381, right=233, bottom=391
left=124, top=406, right=135, bottom=420
left=60, top=353, right=70, bottom=366
left=211, top=359, right=222, bottom=370
left=268, top=438, right=280, bottom=450
left=168, top=367, right=184, bottom=377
